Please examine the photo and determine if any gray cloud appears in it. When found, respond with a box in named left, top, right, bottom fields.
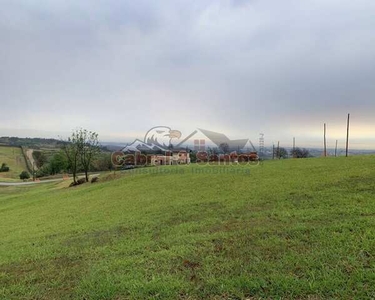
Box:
left=1, top=0, right=375, bottom=148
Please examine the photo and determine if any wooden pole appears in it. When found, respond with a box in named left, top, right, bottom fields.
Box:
left=335, top=140, right=338, bottom=157
left=346, top=113, right=350, bottom=157
left=277, top=141, right=280, bottom=159
left=293, top=137, right=296, bottom=158
left=324, top=123, right=327, bottom=157
left=272, top=144, right=275, bottom=160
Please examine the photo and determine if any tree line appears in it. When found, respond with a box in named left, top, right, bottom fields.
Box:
left=274, top=147, right=311, bottom=159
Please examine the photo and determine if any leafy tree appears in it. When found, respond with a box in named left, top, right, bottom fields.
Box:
left=19, top=171, right=30, bottom=180
left=276, top=147, right=288, bottom=159
left=49, top=150, right=68, bottom=175
left=0, top=163, right=9, bottom=172
left=75, top=129, right=101, bottom=182
left=61, top=132, right=81, bottom=184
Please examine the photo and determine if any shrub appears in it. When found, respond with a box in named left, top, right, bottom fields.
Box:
left=0, top=163, right=9, bottom=172
left=91, top=176, right=99, bottom=183
left=77, top=178, right=86, bottom=184
left=36, top=166, right=51, bottom=178
left=69, top=177, right=86, bottom=187
left=20, top=171, right=30, bottom=180
left=100, top=173, right=122, bottom=182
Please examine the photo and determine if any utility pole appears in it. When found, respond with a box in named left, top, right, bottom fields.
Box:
left=277, top=141, right=280, bottom=159
left=335, top=140, right=338, bottom=157
left=323, top=123, right=327, bottom=157
left=346, top=113, right=350, bottom=157
left=293, top=137, right=296, bottom=158
left=272, top=143, right=275, bottom=160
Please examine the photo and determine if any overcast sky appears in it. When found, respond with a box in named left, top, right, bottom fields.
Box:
left=1, top=0, right=375, bottom=149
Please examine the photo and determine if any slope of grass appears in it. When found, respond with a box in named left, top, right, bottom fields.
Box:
left=1, top=156, right=375, bottom=299
left=0, top=146, right=27, bottom=182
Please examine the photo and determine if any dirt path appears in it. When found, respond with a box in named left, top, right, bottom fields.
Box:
left=26, top=149, right=38, bottom=170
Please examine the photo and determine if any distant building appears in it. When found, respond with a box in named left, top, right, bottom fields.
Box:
left=149, top=151, right=190, bottom=166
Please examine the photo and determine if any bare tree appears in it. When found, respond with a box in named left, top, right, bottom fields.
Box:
left=276, top=147, right=288, bottom=159
left=76, top=129, right=101, bottom=182
left=290, top=147, right=310, bottom=158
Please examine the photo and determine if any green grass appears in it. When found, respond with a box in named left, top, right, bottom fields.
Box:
left=0, top=146, right=27, bottom=182
left=1, top=156, right=375, bottom=299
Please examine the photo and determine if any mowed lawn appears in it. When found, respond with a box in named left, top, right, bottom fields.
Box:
left=1, top=156, right=375, bottom=299
left=0, top=146, right=27, bottom=182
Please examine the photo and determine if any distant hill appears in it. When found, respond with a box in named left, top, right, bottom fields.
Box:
left=0, top=136, right=111, bottom=154
left=0, top=137, right=66, bottom=149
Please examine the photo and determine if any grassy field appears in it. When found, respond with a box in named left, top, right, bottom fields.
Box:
left=0, top=146, right=28, bottom=182
left=1, top=156, right=375, bottom=299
